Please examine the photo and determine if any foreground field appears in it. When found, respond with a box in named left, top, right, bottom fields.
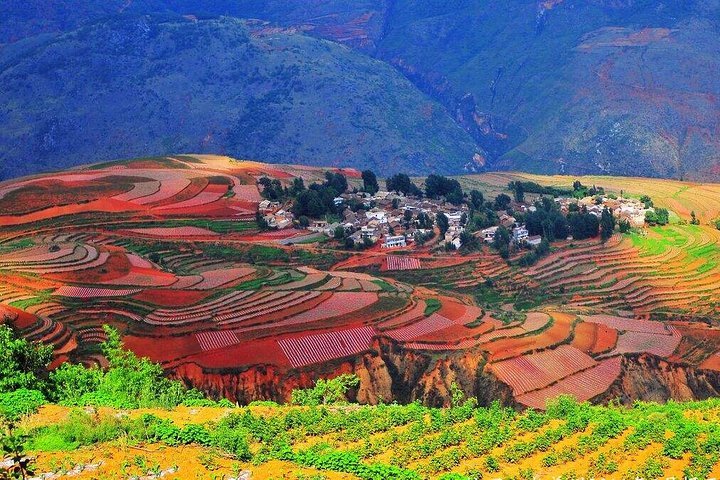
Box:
left=20, top=398, right=720, bottom=480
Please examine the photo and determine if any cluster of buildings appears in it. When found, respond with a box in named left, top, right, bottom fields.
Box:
left=556, top=195, right=652, bottom=227
left=259, top=200, right=293, bottom=229
left=304, top=191, right=470, bottom=249
left=480, top=222, right=542, bottom=247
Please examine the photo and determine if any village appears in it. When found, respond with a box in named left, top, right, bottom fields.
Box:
left=258, top=176, right=657, bottom=255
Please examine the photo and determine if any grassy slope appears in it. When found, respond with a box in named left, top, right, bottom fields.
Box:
left=0, top=15, right=478, bottom=179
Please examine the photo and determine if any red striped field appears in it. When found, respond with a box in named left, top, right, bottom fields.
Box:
left=277, top=326, right=376, bottom=368
left=383, top=255, right=421, bottom=271
left=488, top=345, right=597, bottom=395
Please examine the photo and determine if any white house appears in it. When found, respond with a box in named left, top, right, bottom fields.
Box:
left=308, top=220, right=329, bottom=232
left=381, top=235, right=407, bottom=249
left=527, top=235, right=543, bottom=247
left=365, top=209, right=387, bottom=222
left=512, top=226, right=529, bottom=243
left=481, top=226, right=499, bottom=243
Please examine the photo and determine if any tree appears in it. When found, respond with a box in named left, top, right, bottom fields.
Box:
left=333, top=226, right=345, bottom=240
left=0, top=325, right=53, bottom=394
left=292, top=190, right=326, bottom=218
left=645, top=208, right=669, bottom=226
left=568, top=213, right=600, bottom=240
left=690, top=211, right=700, bottom=225
left=386, top=173, right=421, bottom=196
left=459, top=231, right=480, bottom=253
left=403, top=209, right=413, bottom=223
left=258, top=177, right=285, bottom=201
left=493, top=226, right=511, bottom=259
left=618, top=219, right=631, bottom=233
left=361, top=170, right=379, bottom=195
left=509, top=181, right=525, bottom=202
left=425, top=174, right=464, bottom=204
left=436, top=212, right=449, bottom=235
left=469, top=190, right=485, bottom=211
left=494, top=193, right=511, bottom=210
left=324, top=172, right=348, bottom=194
left=417, top=212, right=433, bottom=230
left=289, top=177, right=305, bottom=196
left=256, top=211, right=270, bottom=231
left=600, top=207, right=616, bottom=242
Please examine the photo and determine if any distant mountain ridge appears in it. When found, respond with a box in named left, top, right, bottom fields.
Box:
left=0, top=15, right=479, bottom=179
left=1, top=0, right=719, bottom=180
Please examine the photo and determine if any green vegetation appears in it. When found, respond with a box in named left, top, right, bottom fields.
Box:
left=3, top=327, right=720, bottom=479
left=0, top=324, right=228, bottom=419
left=104, top=219, right=257, bottom=234
left=290, top=375, right=360, bottom=406
left=9, top=391, right=720, bottom=479
left=424, top=298, right=442, bottom=316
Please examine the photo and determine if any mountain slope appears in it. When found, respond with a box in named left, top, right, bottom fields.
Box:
left=2, top=1, right=720, bottom=180
left=373, top=0, right=720, bottom=179
left=0, top=15, right=479, bottom=179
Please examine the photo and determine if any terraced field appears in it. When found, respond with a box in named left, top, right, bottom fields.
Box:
left=1, top=156, right=720, bottom=410
left=519, top=226, right=720, bottom=316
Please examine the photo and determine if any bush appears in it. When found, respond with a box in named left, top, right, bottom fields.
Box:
left=0, top=389, right=45, bottom=420
left=48, top=363, right=102, bottom=405
left=291, top=374, right=360, bottom=406
left=0, top=325, right=53, bottom=393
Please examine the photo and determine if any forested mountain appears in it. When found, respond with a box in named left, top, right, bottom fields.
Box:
left=0, top=15, right=478, bottom=179
left=1, top=0, right=719, bottom=179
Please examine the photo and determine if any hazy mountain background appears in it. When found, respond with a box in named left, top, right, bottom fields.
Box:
left=1, top=0, right=719, bottom=180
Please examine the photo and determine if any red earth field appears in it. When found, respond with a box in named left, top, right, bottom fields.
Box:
left=1, top=155, right=719, bottom=408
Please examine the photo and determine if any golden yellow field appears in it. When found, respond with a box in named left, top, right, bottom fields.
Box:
left=456, top=172, right=720, bottom=222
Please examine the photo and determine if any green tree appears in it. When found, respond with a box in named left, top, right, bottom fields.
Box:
left=509, top=181, right=525, bottom=202
left=600, top=207, right=616, bottom=242
left=493, top=193, right=511, bottom=210
left=291, top=374, right=360, bottom=406
left=361, top=170, right=379, bottom=195
left=324, top=172, right=348, bottom=194
left=618, top=218, right=631, bottom=233
left=0, top=325, right=53, bottom=394
left=690, top=211, right=700, bottom=225
left=48, top=363, right=102, bottom=405
left=493, top=226, right=511, bottom=259
left=436, top=212, right=450, bottom=235
left=292, top=190, right=326, bottom=218
left=469, top=190, right=485, bottom=210
left=386, top=173, right=421, bottom=196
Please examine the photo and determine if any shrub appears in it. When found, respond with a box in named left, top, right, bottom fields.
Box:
left=291, top=374, right=360, bottom=406
left=48, top=363, right=101, bottom=405
left=0, top=389, right=45, bottom=420
left=0, top=325, right=53, bottom=393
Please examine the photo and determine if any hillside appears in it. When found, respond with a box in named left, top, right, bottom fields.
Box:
left=3, top=1, right=720, bottom=181
left=0, top=15, right=479, bottom=179
left=2, top=1, right=720, bottom=180
left=1, top=156, right=720, bottom=412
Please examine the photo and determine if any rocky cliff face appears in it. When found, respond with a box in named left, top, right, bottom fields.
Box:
left=597, top=354, right=720, bottom=404
left=170, top=345, right=720, bottom=408
left=169, top=339, right=513, bottom=407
